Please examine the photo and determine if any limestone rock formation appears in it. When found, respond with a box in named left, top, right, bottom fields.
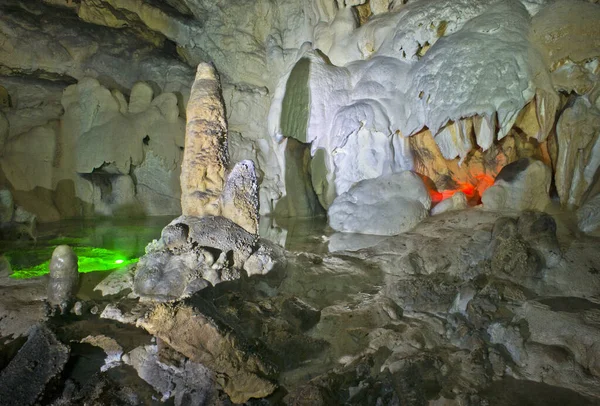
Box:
left=133, top=62, right=278, bottom=301
left=488, top=212, right=561, bottom=279
left=180, top=63, right=260, bottom=234
left=0, top=76, right=185, bottom=220
left=0, top=0, right=194, bottom=98
left=220, top=160, right=260, bottom=235
left=555, top=97, right=600, bottom=209
left=47, top=245, right=79, bottom=309
left=269, top=0, right=564, bottom=208
left=3, top=205, right=600, bottom=404
left=133, top=214, right=287, bottom=300
left=180, top=63, right=229, bottom=218
left=0, top=325, right=70, bottom=406
left=133, top=216, right=257, bottom=300
left=577, top=194, right=600, bottom=235
left=80, top=335, right=123, bottom=372
left=430, top=191, right=468, bottom=216
left=0, top=189, right=14, bottom=224
left=482, top=158, right=552, bottom=212
left=138, top=303, right=278, bottom=403
left=517, top=211, right=562, bottom=268
left=125, top=344, right=217, bottom=406
left=328, top=170, right=431, bottom=236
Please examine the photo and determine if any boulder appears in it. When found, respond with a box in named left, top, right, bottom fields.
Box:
left=138, top=303, right=278, bottom=403
left=93, top=266, right=135, bottom=297
left=125, top=344, right=216, bottom=406
left=80, top=335, right=123, bottom=371
left=133, top=215, right=264, bottom=300
left=0, top=325, right=69, bottom=406
left=430, top=191, right=468, bottom=216
left=328, top=171, right=431, bottom=236
left=184, top=215, right=257, bottom=266
left=132, top=250, right=211, bottom=301
left=489, top=217, right=542, bottom=278
left=243, top=238, right=286, bottom=277
left=577, top=194, right=600, bottom=234
left=482, top=158, right=551, bottom=212
left=488, top=211, right=561, bottom=277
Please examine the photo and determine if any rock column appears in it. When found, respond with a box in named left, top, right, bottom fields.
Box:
left=47, top=245, right=79, bottom=310
left=180, top=63, right=229, bottom=218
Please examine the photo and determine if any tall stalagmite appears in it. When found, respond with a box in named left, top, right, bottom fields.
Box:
left=180, top=63, right=229, bottom=218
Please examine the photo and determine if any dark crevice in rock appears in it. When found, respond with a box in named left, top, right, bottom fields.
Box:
left=0, top=66, right=78, bottom=85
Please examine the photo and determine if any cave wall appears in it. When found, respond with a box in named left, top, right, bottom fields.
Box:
left=1, top=0, right=600, bottom=223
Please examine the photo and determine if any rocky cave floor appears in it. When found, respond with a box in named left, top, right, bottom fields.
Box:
left=1, top=208, right=600, bottom=406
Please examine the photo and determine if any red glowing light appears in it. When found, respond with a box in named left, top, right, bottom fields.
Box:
left=428, top=173, right=495, bottom=205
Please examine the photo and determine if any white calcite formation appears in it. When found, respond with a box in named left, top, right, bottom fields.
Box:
left=328, top=170, right=431, bottom=236
left=266, top=0, right=600, bottom=220
left=482, top=158, right=552, bottom=212
left=269, top=0, right=564, bottom=208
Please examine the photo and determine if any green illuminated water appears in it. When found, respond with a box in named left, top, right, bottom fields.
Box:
left=1, top=217, right=172, bottom=279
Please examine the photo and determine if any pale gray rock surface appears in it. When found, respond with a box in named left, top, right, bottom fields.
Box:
left=220, top=160, right=260, bottom=235
left=555, top=97, right=600, bottom=209
left=133, top=215, right=286, bottom=300
left=243, top=238, right=286, bottom=277
left=430, top=191, right=468, bottom=216
left=482, top=158, right=552, bottom=212
left=183, top=215, right=257, bottom=266
left=138, top=303, right=278, bottom=403
left=578, top=194, right=600, bottom=234
left=0, top=189, right=13, bottom=223
left=125, top=344, right=217, bottom=405
left=93, top=266, right=136, bottom=297
left=328, top=171, right=431, bottom=236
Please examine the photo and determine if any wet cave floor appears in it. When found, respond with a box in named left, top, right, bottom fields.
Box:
left=1, top=209, right=600, bottom=405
